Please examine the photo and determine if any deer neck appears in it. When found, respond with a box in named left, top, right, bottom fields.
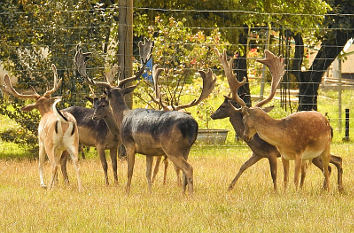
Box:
left=102, top=109, right=120, bottom=138
left=37, top=104, right=53, bottom=117
left=109, top=94, right=130, bottom=129
left=252, top=112, right=282, bottom=145
left=229, top=111, right=246, bottom=138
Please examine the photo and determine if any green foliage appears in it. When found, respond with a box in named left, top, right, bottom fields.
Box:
left=0, top=0, right=120, bottom=148
left=134, top=17, right=227, bottom=113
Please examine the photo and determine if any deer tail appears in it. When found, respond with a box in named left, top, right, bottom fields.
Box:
left=52, top=98, right=68, bottom=122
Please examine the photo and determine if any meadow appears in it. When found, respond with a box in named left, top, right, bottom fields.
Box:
left=0, top=143, right=353, bottom=233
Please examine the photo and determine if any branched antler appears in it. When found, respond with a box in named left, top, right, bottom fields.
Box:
left=214, top=48, right=247, bottom=107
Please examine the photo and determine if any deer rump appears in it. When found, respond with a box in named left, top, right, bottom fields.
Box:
left=121, top=109, right=198, bottom=156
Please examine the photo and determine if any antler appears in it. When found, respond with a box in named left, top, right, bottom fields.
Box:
left=75, top=38, right=154, bottom=90
left=255, top=49, right=285, bottom=107
left=2, top=74, right=40, bottom=100
left=147, top=64, right=170, bottom=111
left=43, top=64, right=62, bottom=97
left=214, top=48, right=247, bottom=108
left=74, top=44, right=112, bottom=89
left=173, top=68, right=216, bottom=111
left=117, top=38, right=154, bottom=88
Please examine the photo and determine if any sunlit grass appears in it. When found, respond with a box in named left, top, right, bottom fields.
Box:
left=0, top=143, right=353, bottom=232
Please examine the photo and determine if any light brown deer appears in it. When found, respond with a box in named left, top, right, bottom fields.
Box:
left=225, top=49, right=332, bottom=191
left=2, top=65, right=82, bottom=191
left=211, top=48, right=343, bottom=191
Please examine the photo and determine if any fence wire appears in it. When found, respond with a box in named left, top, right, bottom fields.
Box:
left=0, top=5, right=353, bottom=146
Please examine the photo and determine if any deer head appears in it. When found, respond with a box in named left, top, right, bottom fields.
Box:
left=1, top=64, right=63, bottom=116
left=214, top=48, right=285, bottom=141
left=148, top=65, right=216, bottom=112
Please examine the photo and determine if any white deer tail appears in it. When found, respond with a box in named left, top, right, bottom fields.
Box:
left=52, top=98, right=68, bottom=122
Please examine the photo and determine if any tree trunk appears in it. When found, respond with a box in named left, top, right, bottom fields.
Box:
left=298, top=30, right=351, bottom=111
left=234, top=27, right=252, bottom=107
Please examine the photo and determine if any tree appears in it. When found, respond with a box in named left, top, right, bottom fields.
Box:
left=296, top=0, right=354, bottom=110
left=0, top=0, right=119, bottom=147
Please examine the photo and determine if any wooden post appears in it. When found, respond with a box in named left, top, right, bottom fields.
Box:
left=343, top=108, right=350, bottom=141
left=118, top=0, right=133, bottom=108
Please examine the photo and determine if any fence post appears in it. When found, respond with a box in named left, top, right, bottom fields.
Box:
left=343, top=108, right=350, bottom=141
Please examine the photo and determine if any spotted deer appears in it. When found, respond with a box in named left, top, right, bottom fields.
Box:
left=2, top=65, right=82, bottom=192
left=75, top=39, right=201, bottom=194
left=212, top=48, right=343, bottom=192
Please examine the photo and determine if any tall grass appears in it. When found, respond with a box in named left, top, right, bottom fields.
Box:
left=0, top=144, right=353, bottom=232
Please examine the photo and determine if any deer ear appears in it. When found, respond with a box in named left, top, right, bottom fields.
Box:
left=262, top=105, right=274, bottom=113
left=21, top=103, right=37, bottom=112
left=85, top=96, right=93, bottom=103
left=122, top=85, right=137, bottom=96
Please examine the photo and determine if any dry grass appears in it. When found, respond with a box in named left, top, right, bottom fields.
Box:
left=0, top=143, right=353, bottom=233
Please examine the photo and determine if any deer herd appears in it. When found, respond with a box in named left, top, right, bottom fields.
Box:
left=1, top=38, right=344, bottom=195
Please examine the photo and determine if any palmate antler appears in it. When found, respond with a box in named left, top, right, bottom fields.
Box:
left=214, top=48, right=285, bottom=109
left=74, top=38, right=154, bottom=90
left=255, top=50, right=285, bottom=107
left=148, top=66, right=216, bottom=112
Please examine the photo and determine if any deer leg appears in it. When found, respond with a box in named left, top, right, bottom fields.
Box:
left=167, top=155, right=193, bottom=194
left=294, top=156, right=302, bottom=190
left=300, top=161, right=308, bottom=189
left=60, top=151, right=69, bottom=185
left=109, top=146, right=118, bottom=185
left=330, top=155, right=343, bottom=192
left=228, top=153, right=262, bottom=191
left=321, top=148, right=331, bottom=191
left=66, top=146, right=82, bottom=192
left=163, top=157, right=169, bottom=185
left=281, top=157, right=289, bottom=191
left=312, top=157, right=332, bottom=176
left=172, top=162, right=181, bottom=186
left=146, top=156, right=153, bottom=192
left=38, top=142, right=47, bottom=189
left=79, top=145, right=86, bottom=160
left=268, top=155, right=278, bottom=191
left=125, top=146, right=136, bottom=194
left=97, top=146, right=109, bottom=185
left=48, top=149, right=60, bottom=190
left=49, top=163, right=59, bottom=190
left=152, top=156, right=162, bottom=183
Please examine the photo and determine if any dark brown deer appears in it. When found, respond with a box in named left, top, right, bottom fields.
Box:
left=211, top=48, right=343, bottom=192
left=2, top=65, right=82, bottom=192
left=58, top=45, right=122, bottom=186
left=91, top=65, right=216, bottom=187
left=75, top=39, right=210, bottom=194
left=147, top=65, right=216, bottom=185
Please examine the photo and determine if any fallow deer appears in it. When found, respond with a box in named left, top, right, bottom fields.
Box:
left=92, top=65, right=216, bottom=187
left=211, top=48, right=343, bottom=191
left=2, top=65, right=82, bottom=192
left=75, top=39, right=205, bottom=194
left=220, top=49, right=335, bottom=191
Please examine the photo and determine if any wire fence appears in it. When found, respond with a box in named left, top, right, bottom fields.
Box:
left=0, top=5, right=353, bottom=146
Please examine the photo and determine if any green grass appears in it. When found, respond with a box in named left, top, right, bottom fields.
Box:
left=0, top=144, right=353, bottom=232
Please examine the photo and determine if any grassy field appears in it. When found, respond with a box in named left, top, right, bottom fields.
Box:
left=0, top=143, right=353, bottom=232
left=0, top=79, right=353, bottom=232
